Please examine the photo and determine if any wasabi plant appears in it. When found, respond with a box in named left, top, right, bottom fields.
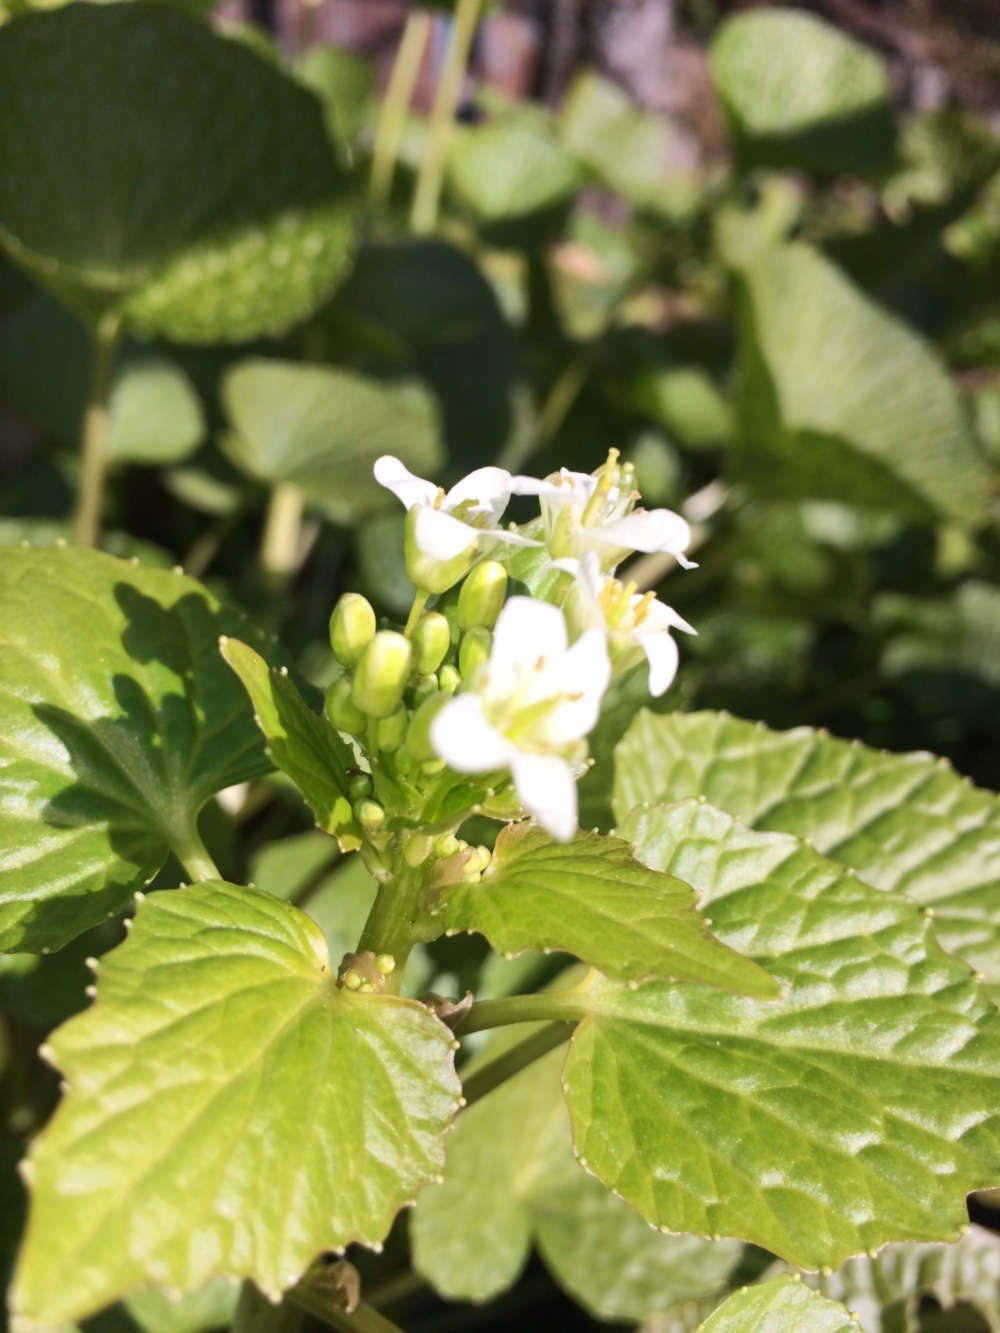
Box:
left=4, top=454, right=1000, bottom=1333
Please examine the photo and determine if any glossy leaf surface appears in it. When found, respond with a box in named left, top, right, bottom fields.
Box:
left=14, top=882, right=461, bottom=1324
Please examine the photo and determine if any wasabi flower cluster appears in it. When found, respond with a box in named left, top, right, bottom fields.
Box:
left=325, top=451, right=694, bottom=857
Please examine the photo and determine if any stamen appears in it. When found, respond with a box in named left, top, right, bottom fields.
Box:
left=433, top=488, right=446, bottom=510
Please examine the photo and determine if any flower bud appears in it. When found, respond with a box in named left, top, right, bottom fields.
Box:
left=376, top=705, right=409, bottom=752
left=325, top=678, right=366, bottom=735
left=438, top=663, right=461, bottom=694
left=412, top=673, right=439, bottom=707
left=406, top=691, right=450, bottom=764
left=329, top=593, right=376, bottom=668
left=405, top=508, right=477, bottom=595
left=459, top=626, right=492, bottom=678
left=352, top=631, right=412, bottom=719
left=375, top=953, right=396, bottom=976
left=354, top=798, right=386, bottom=831
left=413, top=611, right=452, bottom=675
left=348, top=772, right=373, bottom=800
left=458, top=561, right=507, bottom=631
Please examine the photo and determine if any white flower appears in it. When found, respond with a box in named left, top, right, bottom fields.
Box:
left=430, top=597, right=611, bottom=841
left=511, top=450, right=694, bottom=569
left=563, top=552, right=695, bottom=697
left=374, top=455, right=538, bottom=594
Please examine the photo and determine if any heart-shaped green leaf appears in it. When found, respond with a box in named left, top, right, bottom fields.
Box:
left=562, top=800, right=1000, bottom=1269
left=448, top=110, right=581, bottom=222
left=0, top=547, right=272, bottom=952
left=696, top=1275, right=856, bottom=1332
left=614, top=709, right=1000, bottom=985
left=733, top=242, right=987, bottom=520
left=436, top=822, right=777, bottom=996
left=709, top=9, right=894, bottom=176
left=413, top=1040, right=743, bottom=1318
left=13, top=881, right=462, bottom=1325
left=220, top=637, right=360, bottom=851
left=221, top=360, right=443, bottom=524
left=0, top=5, right=356, bottom=341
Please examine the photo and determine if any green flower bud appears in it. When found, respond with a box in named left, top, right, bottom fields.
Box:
left=434, top=832, right=463, bottom=859
left=406, top=691, right=449, bottom=764
left=405, top=508, right=478, bottom=595
left=412, top=673, right=439, bottom=707
left=458, top=560, right=507, bottom=630
left=459, top=626, right=492, bottom=678
left=375, top=953, right=396, bottom=976
left=354, top=798, right=386, bottom=831
left=376, top=704, right=409, bottom=752
left=329, top=593, right=376, bottom=668
left=413, top=611, right=452, bottom=675
left=325, top=677, right=366, bottom=735
left=403, top=832, right=433, bottom=867
left=352, top=631, right=412, bottom=718
left=438, top=663, right=461, bottom=694
left=347, top=772, right=373, bottom=800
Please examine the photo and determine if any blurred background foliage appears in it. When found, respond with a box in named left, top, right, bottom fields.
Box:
left=1, top=0, right=1000, bottom=1329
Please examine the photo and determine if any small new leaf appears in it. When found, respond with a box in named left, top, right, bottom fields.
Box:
left=696, top=1275, right=856, bottom=1332
left=437, top=822, right=777, bottom=996
left=14, top=882, right=461, bottom=1325
left=220, top=637, right=361, bottom=850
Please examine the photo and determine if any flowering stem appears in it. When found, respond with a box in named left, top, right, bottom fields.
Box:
left=410, top=0, right=483, bottom=235
left=357, top=860, right=430, bottom=994
left=73, top=310, right=123, bottom=548
left=369, top=8, right=432, bottom=213
left=460, top=1022, right=574, bottom=1108
left=403, top=588, right=429, bottom=638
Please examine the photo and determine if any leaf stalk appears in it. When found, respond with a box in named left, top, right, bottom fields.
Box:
left=73, top=310, right=123, bottom=548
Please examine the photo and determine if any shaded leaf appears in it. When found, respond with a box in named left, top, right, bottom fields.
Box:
left=13, top=882, right=461, bottom=1324
left=436, top=822, right=777, bottom=995
left=613, top=709, right=1000, bottom=985
left=0, top=547, right=272, bottom=953
left=562, top=799, right=1000, bottom=1269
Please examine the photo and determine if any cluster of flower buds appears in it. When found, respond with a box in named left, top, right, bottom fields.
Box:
left=325, top=450, right=695, bottom=851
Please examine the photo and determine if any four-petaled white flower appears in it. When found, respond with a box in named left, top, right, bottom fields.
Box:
left=563, top=552, right=695, bottom=697
left=511, top=450, right=694, bottom=569
left=374, top=456, right=537, bottom=594
left=430, top=598, right=611, bottom=842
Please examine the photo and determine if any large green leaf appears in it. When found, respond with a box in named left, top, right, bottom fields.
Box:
left=0, top=5, right=356, bottom=341
left=613, top=709, right=1000, bottom=984
left=696, top=1275, right=855, bottom=1332
left=709, top=9, right=894, bottom=176
left=448, top=110, right=581, bottom=223
left=107, top=355, right=205, bottom=465
left=435, top=822, right=777, bottom=995
left=0, top=547, right=272, bottom=953
left=13, top=881, right=461, bottom=1324
left=220, top=637, right=360, bottom=851
left=221, top=360, right=442, bottom=524
left=412, top=1041, right=743, bottom=1318
left=562, top=800, right=1000, bottom=1268
left=733, top=242, right=987, bottom=520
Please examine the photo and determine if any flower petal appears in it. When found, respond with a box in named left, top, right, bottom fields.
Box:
left=511, top=752, right=579, bottom=842
left=430, top=695, right=514, bottom=774
left=480, top=528, right=544, bottom=550
left=538, top=627, right=610, bottom=744
left=446, top=467, right=513, bottom=523
left=592, top=507, right=692, bottom=556
left=639, top=630, right=680, bottom=697
left=637, top=597, right=697, bottom=637
left=412, top=507, right=480, bottom=562
left=490, top=597, right=568, bottom=689
left=374, top=455, right=439, bottom=510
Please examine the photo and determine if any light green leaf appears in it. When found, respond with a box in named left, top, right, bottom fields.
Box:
left=448, top=112, right=581, bottom=222
left=709, top=9, right=894, bottom=176
left=107, top=355, right=205, bottom=465
left=436, top=822, right=777, bottom=995
left=631, top=367, right=734, bottom=451
left=0, top=547, right=272, bottom=953
left=613, top=709, right=1000, bottom=985
left=221, top=360, right=443, bottom=524
left=563, top=799, right=1000, bottom=1269
left=559, top=71, right=675, bottom=208
left=248, top=830, right=340, bottom=904
left=734, top=242, right=987, bottom=520
left=220, top=638, right=360, bottom=851
left=295, top=45, right=375, bottom=153
left=0, top=5, right=356, bottom=341
left=123, top=1278, right=240, bottom=1333
left=696, top=1274, right=856, bottom=1332
left=413, top=1041, right=743, bottom=1318
left=776, top=1225, right=1000, bottom=1332
left=13, top=881, right=462, bottom=1325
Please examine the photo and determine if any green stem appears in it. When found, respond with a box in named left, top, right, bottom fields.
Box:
left=460, top=1021, right=574, bottom=1107
left=260, top=482, right=306, bottom=588
left=172, top=823, right=221, bottom=883
left=232, top=1283, right=303, bottom=1333
left=73, top=311, right=123, bottom=548
left=288, top=1288, right=403, bottom=1333
left=370, top=9, right=432, bottom=212
left=410, top=0, right=484, bottom=235
left=357, top=860, right=429, bottom=994
left=403, top=588, right=429, bottom=638
left=536, top=346, right=594, bottom=448
left=461, top=988, right=590, bottom=1034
